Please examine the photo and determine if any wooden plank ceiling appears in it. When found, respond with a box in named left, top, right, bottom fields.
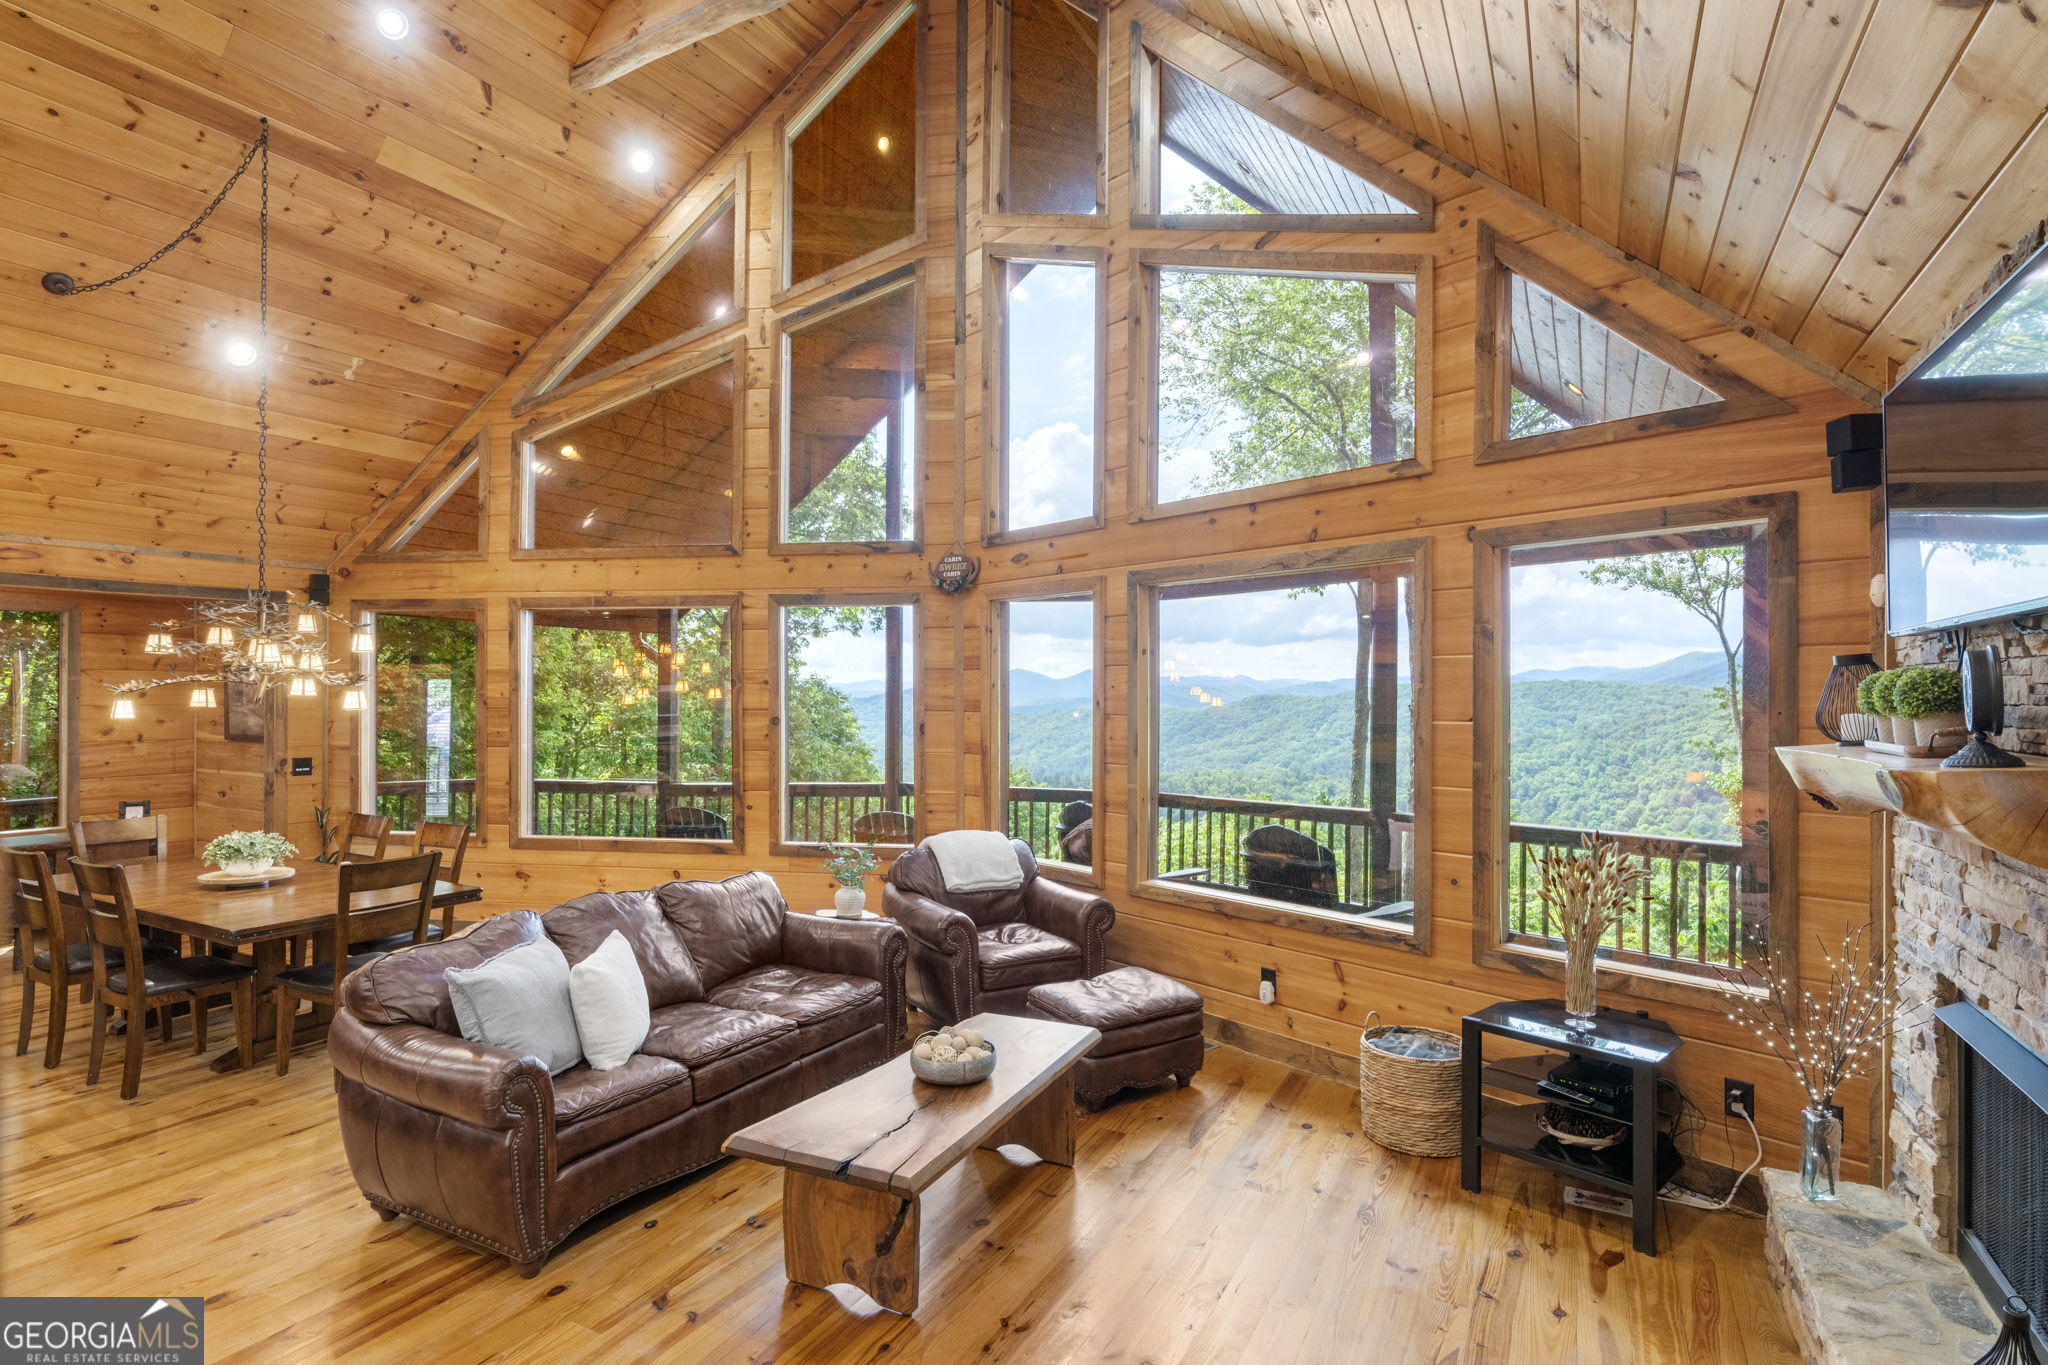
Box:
left=0, top=0, right=859, bottom=570
left=1176, top=0, right=2048, bottom=393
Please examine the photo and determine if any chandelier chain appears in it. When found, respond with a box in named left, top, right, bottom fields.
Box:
left=57, top=121, right=270, bottom=296
left=255, top=128, right=271, bottom=604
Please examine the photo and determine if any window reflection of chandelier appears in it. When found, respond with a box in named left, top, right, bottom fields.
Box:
left=40, top=119, right=368, bottom=719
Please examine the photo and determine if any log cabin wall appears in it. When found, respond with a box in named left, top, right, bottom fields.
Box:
left=11, top=0, right=1865, bottom=1175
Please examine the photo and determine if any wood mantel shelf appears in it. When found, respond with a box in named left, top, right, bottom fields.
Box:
left=1776, top=743, right=2048, bottom=867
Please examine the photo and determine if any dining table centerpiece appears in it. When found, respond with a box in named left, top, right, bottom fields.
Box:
left=202, top=829, right=298, bottom=879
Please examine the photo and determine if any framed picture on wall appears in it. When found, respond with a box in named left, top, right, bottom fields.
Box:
left=116, top=800, right=151, bottom=819
left=224, top=680, right=266, bottom=744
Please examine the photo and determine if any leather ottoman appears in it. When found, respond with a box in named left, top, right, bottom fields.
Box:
left=1023, top=966, right=1204, bottom=1109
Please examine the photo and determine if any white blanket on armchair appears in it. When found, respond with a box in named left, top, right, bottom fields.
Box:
left=924, top=830, right=1024, bottom=893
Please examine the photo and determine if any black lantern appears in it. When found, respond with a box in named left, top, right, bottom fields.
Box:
left=1814, top=652, right=1879, bottom=743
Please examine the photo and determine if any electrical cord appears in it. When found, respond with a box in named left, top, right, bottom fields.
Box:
left=1659, top=1100, right=1764, bottom=1212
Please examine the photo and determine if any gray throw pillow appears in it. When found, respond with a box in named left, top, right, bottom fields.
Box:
left=444, top=935, right=583, bottom=1075
left=568, top=930, right=650, bottom=1071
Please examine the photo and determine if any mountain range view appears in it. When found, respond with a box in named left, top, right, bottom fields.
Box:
left=843, top=650, right=1741, bottom=842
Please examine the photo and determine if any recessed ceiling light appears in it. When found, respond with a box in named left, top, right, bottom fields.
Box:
left=374, top=7, right=409, bottom=39
left=876, top=135, right=891, bottom=154
left=559, top=444, right=579, bottom=459
left=713, top=301, right=729, bottom=318
left=1565, top=380, right=1586, bottom=396
left=627, top=146, right=655, bottom=175
left=223, top=337, right=259, bottom=367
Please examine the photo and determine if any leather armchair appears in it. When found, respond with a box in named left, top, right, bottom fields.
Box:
left=883, top=838, right=1113, bottom=1023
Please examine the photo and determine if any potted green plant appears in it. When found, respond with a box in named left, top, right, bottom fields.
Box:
left=1855, top=668, right=1900, bottom=744
left=203, top=829, right=298, bottom=878
left=1887, top=664, right=1966, bottom=748
left=819, top=840, right=882, bottom=917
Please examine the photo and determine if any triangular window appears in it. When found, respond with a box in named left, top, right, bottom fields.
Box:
left=373, top=441, right=483, bottom=557
left=1478, top=226, right=1790, bottom=460
left=1143, top=50, right=1428, bottom=225
left=538, top=196, right=738, bottom=399
left=787, top=6, right=918, bottom=286
left=1506, top=273, right=1719, bottom=437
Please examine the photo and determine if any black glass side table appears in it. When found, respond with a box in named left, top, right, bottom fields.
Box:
left=1459, top=998, right=1683, bottom=1255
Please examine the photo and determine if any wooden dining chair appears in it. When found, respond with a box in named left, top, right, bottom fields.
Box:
left=10, top=847, right=174, bottom=1068
left=414, top=820, right=471, bottom=936
left=273, top=851, right=439, bottom=1076
left=339, top=812, right=393, bottom=862
left=71, top=858, right=257, bottom=1099
left=70, top=814, right=172, bottom=864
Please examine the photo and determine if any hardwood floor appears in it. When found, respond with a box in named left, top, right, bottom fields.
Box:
left=0, top=963, right=1801, bottom=1363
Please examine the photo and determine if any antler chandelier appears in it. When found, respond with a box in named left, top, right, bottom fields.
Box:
left=43, top=119, right=367, bottom=718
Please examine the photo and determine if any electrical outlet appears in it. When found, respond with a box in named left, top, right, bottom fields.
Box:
left=1258, top=966, right=1277, bottom=1005
left=1724, top=1078, right=1755, bottom=1119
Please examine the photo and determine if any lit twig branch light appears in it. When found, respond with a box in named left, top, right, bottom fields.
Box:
left=1714, top=924, right=1920, bottom=1109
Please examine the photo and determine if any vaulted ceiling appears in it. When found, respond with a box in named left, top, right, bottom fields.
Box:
left=5, top=0, right=2046, bottom=574
left=1176, top=0, right=2048, bottom=391
left=0, top=0, right=861, bottom=570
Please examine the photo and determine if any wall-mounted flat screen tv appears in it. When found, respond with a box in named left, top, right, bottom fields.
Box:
left=1884, top=241, right=2048, bottom=635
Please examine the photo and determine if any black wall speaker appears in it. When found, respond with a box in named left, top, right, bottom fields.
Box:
left=1827, top=412, right=1883, bottom=493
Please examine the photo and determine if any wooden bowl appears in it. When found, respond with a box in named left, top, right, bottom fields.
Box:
left=909, top=1030, right=996, bottom=1086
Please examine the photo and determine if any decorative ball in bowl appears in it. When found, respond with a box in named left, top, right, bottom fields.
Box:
left=909, top=1027, right=996, bottom=1085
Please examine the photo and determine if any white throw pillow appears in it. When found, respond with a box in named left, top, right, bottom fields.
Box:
left=444, top=935, right=583, bottom=1076
left=568, top=930, right=651, bottom=1071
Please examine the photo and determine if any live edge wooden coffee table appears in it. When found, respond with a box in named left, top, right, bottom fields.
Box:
left=723, top=1012, right=1099, bottom=1314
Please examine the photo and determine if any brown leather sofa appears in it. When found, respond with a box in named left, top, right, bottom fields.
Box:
left=883, top=839, right=1113, bottom=1023
left=328, top=871, right=907, bottom=1274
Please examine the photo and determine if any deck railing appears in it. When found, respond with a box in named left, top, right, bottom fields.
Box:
left=784, top=782, right=918, bottom=844
left=2, top=794, right=59, bottom=831
left=1505, top=822, right=1751, bottom=971
left=375, top=779, right=479, bottom=831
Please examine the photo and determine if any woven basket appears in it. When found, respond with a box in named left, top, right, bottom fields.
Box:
left=1357, top=1011, right=1463, bottom=1158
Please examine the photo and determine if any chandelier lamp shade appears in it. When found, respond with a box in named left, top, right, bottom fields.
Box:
left=43, top=118, right=367, bottom=718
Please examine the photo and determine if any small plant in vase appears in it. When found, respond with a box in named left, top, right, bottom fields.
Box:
left=1854, top=669, right=1898, bottom=744
left=203, top=829, right=298, bottom=878
left=1533, top=833, right=1650, bottom=1031
left=819, top=841, right=881, bottom=917
left=1888, top=665, right=1966, bottom=749
left=1716, top=925, right=1918, bottom=1201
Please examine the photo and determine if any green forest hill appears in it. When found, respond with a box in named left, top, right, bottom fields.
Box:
left=842, top=650, right=1740, bottom=843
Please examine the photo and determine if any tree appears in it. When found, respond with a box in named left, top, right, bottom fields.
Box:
left=788, top=428, right=907, bottom=542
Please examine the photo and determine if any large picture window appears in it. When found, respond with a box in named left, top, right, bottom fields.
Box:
left=991, top=254, right=1099, bottom=535
left=786, top=5, right=917, bottom=287
left=367, top=612, right=478, bottom=832
left=992, top=588, right=1097, bottom=871
left=778, top=599, right=916, bottom=847
left=1131, top=544, right=1426, bottom=937
left=1475, top=496, right=1796, bottom=995
left=522, top=604, right=735, bottom=844
left=781, top=276, right=918, bottom=546
left=1, top=609, right=64, bottom=831
left=1142, top=252, right=1428, bottom=515
left=524, top=353, right=739, bottom=555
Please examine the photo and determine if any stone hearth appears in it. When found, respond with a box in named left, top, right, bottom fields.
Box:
left=1763, top=1170, right=1996, bottom=1364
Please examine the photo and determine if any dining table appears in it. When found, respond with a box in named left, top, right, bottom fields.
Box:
left=52, top=855, right=483, bottom=1072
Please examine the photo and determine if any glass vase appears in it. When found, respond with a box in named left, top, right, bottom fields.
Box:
left=1800, top=1105, right=1843, bottom=1201
left=1562, top=941, right=1599, bottom=1029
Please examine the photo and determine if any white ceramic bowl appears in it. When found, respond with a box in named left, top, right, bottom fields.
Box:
left=908, top=1030, right=996, bottom=1085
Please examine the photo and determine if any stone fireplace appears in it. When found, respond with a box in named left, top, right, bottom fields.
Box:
left=1765, top=621, right=2046, bottom=1362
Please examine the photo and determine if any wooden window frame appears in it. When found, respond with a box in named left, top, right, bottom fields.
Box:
left=1470, top=493, right=1800, bottom=1011
left=986, top=577, right=1105, bottom=887
left=773, top=264, right=925, bottom=555
left=512, top=342, right=746, bottom=560
left=354, top=601, right=487, bottom=842
left=983, top=245, right=1107, bottom=544
left=1129, top=28, right=1434, bottom=233
left=360, top=434, right=489, bottom=563
left=1131, top=249, right=1434, bottom=522
left=512, top=595, right=745, bottom=855
left=515, top=172, right=747, bottom=414
left=775, top=1, right=927, bottom=304
left=0, top=592, right=79, bottom=835
left=1126, top=539, right=1432, bottom=949
left=985, top=0, right=1109, bottom=226
left=771, top=592, right=922, bottom=858
left=1473, top=224, right=1793, bottom=465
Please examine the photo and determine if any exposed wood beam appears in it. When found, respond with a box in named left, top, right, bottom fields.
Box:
left=572, top=0, right=804, bottom=90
